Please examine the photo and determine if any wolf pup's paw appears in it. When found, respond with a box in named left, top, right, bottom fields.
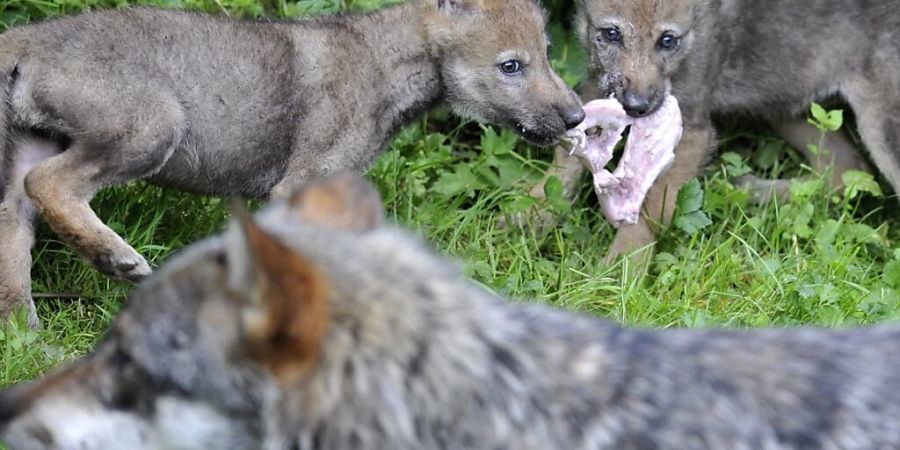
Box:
left=92, top=248, right=152, bottom=283
left=0, top=289, right=39, bottom=329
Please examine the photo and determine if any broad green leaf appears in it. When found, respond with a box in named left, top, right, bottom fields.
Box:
left=884, top=260, right=900, bottom=290
left=721, top=152, right=751, bottom=177
left=433, top=166, right=477, bottom=197
left=842, top=170, right=883, bottom=199
left=674, top=210, right=713, bottom=234
left=544, top=176, right=571, bottom=212
left=673, top=179, right=711, bottom=234
left=480, top=125, right=518, bottom=156
left=753, top=141, right=783, bottom=170
left=675, top=179, right=704, bottom=214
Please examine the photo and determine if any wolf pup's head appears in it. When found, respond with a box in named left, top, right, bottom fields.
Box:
left=0, top=173, right=486, bottom=449
left=575, top=0, right=707, bottom=117
left=424, top=0, right=585, bottom=145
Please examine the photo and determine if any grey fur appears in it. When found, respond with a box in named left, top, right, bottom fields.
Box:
left=539, top=0, right=899, bottom=264
left=3, top=173, right=900, bottom=449
left=0, top=0, right=584, bottom=326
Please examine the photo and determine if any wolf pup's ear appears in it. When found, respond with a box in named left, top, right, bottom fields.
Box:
left=286, top=171, right=384, bottom=232
left=226, top=206, right=330, bottom=384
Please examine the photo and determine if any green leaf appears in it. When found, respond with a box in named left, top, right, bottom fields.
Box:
left=500, top=195, right=539, bottom=214
left=814, top=219, right=840, bottom=250
left=473, top=163, right=501, bottom=188
left=674, top=210, right=713, bottom=234
left=544, top=175, right=564, bottom=199
left=465, top=260, right=493, bottom=279
left=810, top=102, right=828, bottom=125
left=815, top=305, right=844, bottom=327
left=808, top=103, right=843, bottom=132
left=433, top=165, right=477, bottom=197
left=673, top=179, right=711, bottom=234
left=675, top=179, right=704, bottom=213
left=653, top=252, right=678, bottom=271
left=721, top=152, right=751, bottom=177
left=753, top=141, right=783, bottom=170
left=842, top=170, right=883, bottom=199
left=496, top=154, right=532, bottom=186
left=544, top=176, right=570, bottom=212
left=480, top=125, right=518, bottom=156
left=845, top=223, right=885, bottom=247
left=789, top=178, right=823, bottom=201
left=824, top=109, right=844, bottom=132
left=884, top=260, right=900, bottom=290
left=790, top=203, right=815, bottom=239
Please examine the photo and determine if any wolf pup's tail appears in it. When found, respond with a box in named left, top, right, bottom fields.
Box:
left=0, top=38, right=18, bottom=202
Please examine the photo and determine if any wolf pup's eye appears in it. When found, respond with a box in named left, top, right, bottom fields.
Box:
left=658, top=33, right=680, bottom=50
left=499, top=60, right=522, bottom=75
left=600, top=27, right=621, bottom=43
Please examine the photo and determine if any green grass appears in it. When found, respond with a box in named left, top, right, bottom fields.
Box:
left=2, top=0, right=899, bottom=392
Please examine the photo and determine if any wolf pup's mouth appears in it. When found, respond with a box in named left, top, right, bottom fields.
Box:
left=516, top=123, right=559, bottom=146
left=561, top=95, right=683, bottom=227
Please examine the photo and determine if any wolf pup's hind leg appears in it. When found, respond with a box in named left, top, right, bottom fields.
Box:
left=774, top=118, right=870, bottom=190
left=20, top=75, right=186, bottom=282
left=0, top=136, right=59, bottom=328
left=736, top=118, right=870, bottom=204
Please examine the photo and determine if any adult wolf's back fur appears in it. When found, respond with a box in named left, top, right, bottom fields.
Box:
left=2, top=173, right=900, bottom=449
left=564, top=0, right=900, bottom=262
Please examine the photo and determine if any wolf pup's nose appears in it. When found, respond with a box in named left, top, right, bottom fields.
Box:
left=562, top=106, right=586, bottom=130
left=622, top=92, right=651, bottom=117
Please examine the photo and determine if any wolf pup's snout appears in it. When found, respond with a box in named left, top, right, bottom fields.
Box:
left=621, top=90, right=652, bottom=117
left=560, top=103, right=587, bottom=130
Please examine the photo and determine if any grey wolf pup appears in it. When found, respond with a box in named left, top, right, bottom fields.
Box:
left=3, top=172, right=900, bottom=449
left=536, top=0, right=897, bottom=264
left=0, top=0, right=585, bottom=327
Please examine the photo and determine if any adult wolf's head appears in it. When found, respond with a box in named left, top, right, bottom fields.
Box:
left=423, top=0, right=585, bottom=145
left=575, top=0, right=708, bottom=117
left=0, top=173, right=484, bottom=449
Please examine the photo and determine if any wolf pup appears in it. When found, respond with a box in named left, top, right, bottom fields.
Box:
left=3, top=172, right=900, bottom=449
left=536, top=0, right=897, bottom=264
left=0, top=0, right=585, bottom=327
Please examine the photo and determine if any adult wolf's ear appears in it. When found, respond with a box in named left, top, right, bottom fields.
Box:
left=285, top=171, right=384, bottom=232
left=226, top=206, right=330, bottom=384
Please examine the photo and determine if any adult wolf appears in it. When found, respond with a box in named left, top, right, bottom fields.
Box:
left=3, top=172, right=900, bottom=449
left=539, top=0, right=896, bottom=264
left=0, top=0, right=584, bottom=327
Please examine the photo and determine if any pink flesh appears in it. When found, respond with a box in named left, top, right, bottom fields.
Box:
left=563, top=95, right=683, bottom=227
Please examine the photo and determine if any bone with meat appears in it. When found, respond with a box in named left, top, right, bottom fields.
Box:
left=562, top=95, right=683, bottom=227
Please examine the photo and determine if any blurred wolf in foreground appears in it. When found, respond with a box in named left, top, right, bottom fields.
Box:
left=0, top=0, right=585, bottom=327
left=3, top=173, right=900, bottom=449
